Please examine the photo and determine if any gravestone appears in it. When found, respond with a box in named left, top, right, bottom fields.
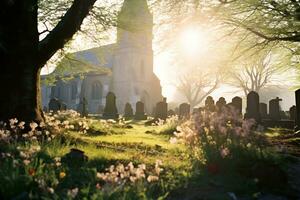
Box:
left=78, top=97, right=88, bottom=117
left=62, top=148, right=88, bottom=168
left=269, top=97, right=282, bottom=121
left=135, top=101, right=147, bottom=120
left=296, top=89, right=300, bottom=131
left=259, top=103, right=268, bottom=119
left=289, top=105, right=296, bottom=121
left=167, top=109, right=176, bottom=117
left=179, top=103, right=190, bottom=118
left=124, top=103, right=133, bottom=119
left=244, top=91, right=260, bottom=122
left=231, top=96, right=242, bottom=114
left=155, top=98, right=168, bottom=120
left=103, top=92, right=119, bottom=119
left=205, top=96, right=216, bottom=112
left=49, top=98, right=61, bottom=112
left=216, top=97, right=226, bottom=112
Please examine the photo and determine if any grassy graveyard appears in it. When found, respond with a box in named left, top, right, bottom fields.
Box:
left=1, top=110, right=300, bottom=199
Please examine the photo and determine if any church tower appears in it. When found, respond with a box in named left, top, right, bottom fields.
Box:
left=112, top=0, right=162, bottom=113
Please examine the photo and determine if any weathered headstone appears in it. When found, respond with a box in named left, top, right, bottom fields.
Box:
left=62, top=148, right=88, bottom=168
left=244, top=91, right=260, bottom=122
left=216, top=97, right=226, bottom=112
left=205, top=96, right=216, bottom=112
left=155, top=97, right=168, bottom=120
left=103, top=92, right=119, bottom=119
left=124, top=103, right=133, bottom=119
left=78, top=97, right=88, bottom=117
left=231, top=96, right=242, bottom=114
left=135, top=101, right=147, bottom=120
left=259, top=103, right=268, bottom=119
left=269, top=97, right=282, bottom=121
left=179, top=103, right=190, bottom=118
left=167, top=109, right=176, bottom=117
left=289, top=105, right=296, bottom=121
left=49, top=98, right=61, bottom=112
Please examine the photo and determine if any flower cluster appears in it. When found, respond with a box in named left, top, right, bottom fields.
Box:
left=0, top=110, right=117, bottom=144
left=170, top=107, right=257, bottom=159
left=96, top=160, right=163, bottom=189
left=0, top=118, right=56, bottom=143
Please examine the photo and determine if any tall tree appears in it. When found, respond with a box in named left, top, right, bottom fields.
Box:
left=0, top=0, right=100, bottom=123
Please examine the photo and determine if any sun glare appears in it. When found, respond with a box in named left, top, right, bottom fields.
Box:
left=180, top=28, right=208, bottom=57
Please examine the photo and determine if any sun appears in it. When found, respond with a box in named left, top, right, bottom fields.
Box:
left=180, top=27, right=208, bottom=57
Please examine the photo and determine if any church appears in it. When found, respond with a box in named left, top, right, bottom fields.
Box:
left=41, top=0, right=163, bottom=114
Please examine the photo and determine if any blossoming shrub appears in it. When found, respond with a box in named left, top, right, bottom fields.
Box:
left=170, top=107, right=265, bottom=170
left=0, top=151, right=165, bottom=199
left=0, top=134, right=167, bottom=200
left=151, top=115, right=181, bottom=135
left=0, top=111, right=178, bottom=199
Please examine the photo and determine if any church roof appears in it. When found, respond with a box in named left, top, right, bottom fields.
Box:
left=74, top=43, right=116, bottom=69
left=42, top=44, right=116, bottom=84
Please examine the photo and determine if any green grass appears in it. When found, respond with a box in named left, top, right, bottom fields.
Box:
left=1, top=118, right=298, bottom=199
left=0, top=120, right=192, bottom=199
left=63, top=123, right=187, bottom=169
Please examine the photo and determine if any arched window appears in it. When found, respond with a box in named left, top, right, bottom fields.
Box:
left=71, top=83, right=77, bottom=100
left=91, top=81, right=103, bottom=100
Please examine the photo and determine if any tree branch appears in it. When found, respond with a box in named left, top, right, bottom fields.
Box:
left=38, top=0, right=97, bottom=68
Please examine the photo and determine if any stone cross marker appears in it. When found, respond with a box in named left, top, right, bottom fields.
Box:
left=155, top=97, right=168, bottom=120
left=135, top=101, right=147, bottom=120
left=103, top=92, right=119, bottom=119
left=259, top=103, right=268, bottom=119
left=269, top=97, right=282, bottom=121
left=244, top=91, right=260, bottom=122
left=124, top=102, right=133, bottom=119
left=179, top=103, right=190, bottom=118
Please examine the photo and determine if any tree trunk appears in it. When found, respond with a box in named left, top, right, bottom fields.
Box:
left=0, top=0, right=43, bottom=122
left=0, top=0, right=97, bottom=123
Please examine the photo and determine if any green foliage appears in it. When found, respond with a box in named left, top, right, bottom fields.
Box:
left=0, top=110, right=297, bottom=199
left=0, top=113, right=188, bottom=199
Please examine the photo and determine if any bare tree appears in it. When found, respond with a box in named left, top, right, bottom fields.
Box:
left=175, top=70, right=220, bottom=108
left=228, top=50, right=283, bottom=96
